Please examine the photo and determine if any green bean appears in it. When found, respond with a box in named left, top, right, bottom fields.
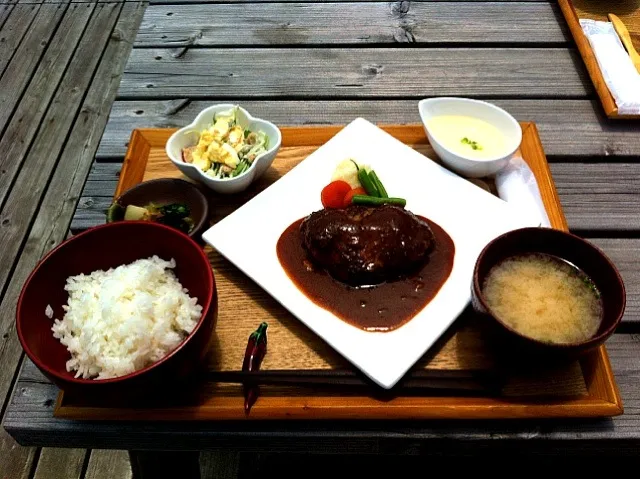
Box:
left=351, top=195, right=406, bottom=207
left=357, top=169, right=380, bottom=197
left=233, top=160, right=250, bottom=177
left=368, top=170, right=388, bottom=198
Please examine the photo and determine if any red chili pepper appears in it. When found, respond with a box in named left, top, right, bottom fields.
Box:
left=243, top=322, right=268, bottom=414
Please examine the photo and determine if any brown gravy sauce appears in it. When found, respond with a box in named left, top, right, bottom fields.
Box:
left=276, top=216, right=455, bottom=332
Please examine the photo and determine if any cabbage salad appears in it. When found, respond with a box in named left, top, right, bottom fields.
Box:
left=182, top=107, right=269, bottom=179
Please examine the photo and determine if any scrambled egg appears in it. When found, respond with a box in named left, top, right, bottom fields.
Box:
left=190, top=119, right=241, bottom=171
left=182, top=107, right=269, bottom=179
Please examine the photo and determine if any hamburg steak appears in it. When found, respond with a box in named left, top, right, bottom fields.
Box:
left=300, top=205, right=434, bottom=286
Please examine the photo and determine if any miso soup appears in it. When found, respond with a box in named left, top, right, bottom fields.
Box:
left=482, top=253, right=602, bottom=345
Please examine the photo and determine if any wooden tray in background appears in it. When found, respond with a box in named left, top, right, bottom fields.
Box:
left=559, top=0, right=640, bottom=119
left=55, top=124, right=623, bottom=420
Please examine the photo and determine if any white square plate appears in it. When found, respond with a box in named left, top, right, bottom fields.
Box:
left=203, top=118, right=537, bottom=389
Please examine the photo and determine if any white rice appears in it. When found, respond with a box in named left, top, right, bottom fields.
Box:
left=51, top=256, right=202, bottom=380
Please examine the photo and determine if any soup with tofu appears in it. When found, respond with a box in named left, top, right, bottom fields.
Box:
left=427, top=115, right=507, bottom=159
left=482, top=253, right=603, bottom=345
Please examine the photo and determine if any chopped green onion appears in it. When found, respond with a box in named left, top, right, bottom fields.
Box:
left=461, top=137, right=482, bottom=151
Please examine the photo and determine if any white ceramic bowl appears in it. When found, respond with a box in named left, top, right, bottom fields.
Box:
left=419, top=98, right=522, bottom=178
left=166, top=104, right=282, bottom=194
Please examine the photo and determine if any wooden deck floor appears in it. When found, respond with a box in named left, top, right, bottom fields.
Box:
left=0, top=1, right=143, bottom=477
left=2, top=0, right=640, bottom=475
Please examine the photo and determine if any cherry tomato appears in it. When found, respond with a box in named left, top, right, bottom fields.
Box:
left=321, top=181, right=352, bottom=209
left=342, top=187, right=366, bottom=207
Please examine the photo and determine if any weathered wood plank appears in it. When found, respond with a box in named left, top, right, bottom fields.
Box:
left=32, top=448, right=86, bottom=479
left=0, top=2, right=96, bottom=210
left=0, top=4, right=142, bottom=473
left=0, top=5, right=14, bottom=29
left=83, top=180, right=121, bottom=197
left=0, top=4, right=67, bottom=134
left=119, top=48, right=589, bottom=99
left=0, top=429, right=35, bottom=479
left=4, top=333, right=640, bottom=450
left=135, top=2, right=567, bottom=47
left=550, top=163, right=640, bottom=231
left=85, top=450, right=132, bottom=479
left=0, top=10, right=83, bottom=477
left=20, top=0, right=72, bottom=3
left=149, top=0, right=550, bottom=4
left=85, top=161, right=122, bottom=181
left=82, top=163, right=120, bottom=194
left=96, top=99, right=640, bottom=159
left=589, top=239, right=640, bottom=326
left=0, top=0, right=143, bottom=433
left=0, top=0, right=123, bottom=420
left=0, top=4, right=40, bottom=78
left=0, top=14, right=144, bottom=472
left=70, top=196, right=112, bottom=231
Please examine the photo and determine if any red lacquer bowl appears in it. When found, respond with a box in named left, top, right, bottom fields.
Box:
left=16, top=221, right=217, bottom=396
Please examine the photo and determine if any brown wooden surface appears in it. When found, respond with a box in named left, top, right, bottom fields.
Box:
left=558, top=0, right=640, bottom=119
left=55, top=123, right=622, bottom=421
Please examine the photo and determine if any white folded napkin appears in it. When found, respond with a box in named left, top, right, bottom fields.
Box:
left=580, top=19, right=640, bottom=115
left=494, top=156, right=551, bottom=228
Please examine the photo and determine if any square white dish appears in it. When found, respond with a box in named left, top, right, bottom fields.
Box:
left=203, top=118, right=538, bottom=389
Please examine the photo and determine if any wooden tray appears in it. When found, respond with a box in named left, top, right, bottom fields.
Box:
left=55, top=123, right=623, bottom=420
left=559, top=0, right=640, bottom=119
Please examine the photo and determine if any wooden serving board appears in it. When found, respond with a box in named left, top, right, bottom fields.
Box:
left=559, top=0, right=640, bottom=119
left=55, top=123, right=623, bottom=420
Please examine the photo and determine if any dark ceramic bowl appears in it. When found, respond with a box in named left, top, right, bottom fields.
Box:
left=17, top=221, right=217, bottom=396
left=472, top=227, right=625, bottom=358
left=109, top=178, right=209, bottom=238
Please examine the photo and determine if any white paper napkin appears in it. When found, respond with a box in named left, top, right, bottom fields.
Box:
left=494, top=156, right=551, bottom=228
left=580, top=19, right=640, bottom=115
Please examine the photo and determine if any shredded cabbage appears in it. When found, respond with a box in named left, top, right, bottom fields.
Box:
left=184, top=107, right=269, bottom=179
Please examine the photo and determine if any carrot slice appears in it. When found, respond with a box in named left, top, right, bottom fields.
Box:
left=342, top=187, right=367, bottom=207
left=321, top=181, right=352, bottom=209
